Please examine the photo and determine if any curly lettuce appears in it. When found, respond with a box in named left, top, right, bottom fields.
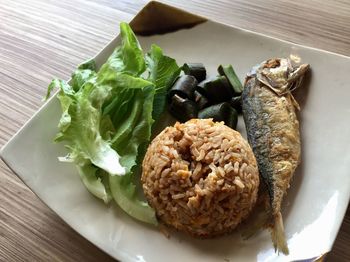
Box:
left=46, top=22, right=180, bottom=224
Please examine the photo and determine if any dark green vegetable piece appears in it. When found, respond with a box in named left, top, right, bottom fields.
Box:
left=183, top=63, right=206, bottom=82
left=169, top=94, right=198, bottom=122
left=194, top=90, right=209, bottom=109
left=196, top=76, right=216, bottom=97
left=203, top=76, right=234, bottom=103
left=230, top=96, right=242, bottom=113
left=218, top=64, right=243, bottom=95
left=198, top=102, right=238, bottom=129
left=168, top=75, right=197, bottom=101
left=197, top=76, right=216, bottom=89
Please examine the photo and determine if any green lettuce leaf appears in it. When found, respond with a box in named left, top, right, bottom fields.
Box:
left=71, top=69, right=96, bottom=92
left=47, top=22, right=180, bottom=225
left=71, top=59, right=97, bottom=92
left=96, top=68, right=155, bottom=173
left=77, top=162, right=112, bottom=204
left=94, top=67, right=157, bottom=223
left=102, top=22, right=145, bottom=76
left=50, top=78, right=126, bottom=176
left=145, top=44, right=180, bottom=121
left=78, top=58, right=96, bottom=71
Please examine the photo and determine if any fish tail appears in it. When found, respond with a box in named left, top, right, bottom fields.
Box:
left=270, top=211, right=289, bottom=255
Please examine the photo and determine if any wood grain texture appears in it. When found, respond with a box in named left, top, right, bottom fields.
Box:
left=0, top=0, right=349, bottom=261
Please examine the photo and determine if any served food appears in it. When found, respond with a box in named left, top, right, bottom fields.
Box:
left=242, top=58, right=309, bottom=254
left=46, top=21, right=310, bottom=255
left=142, top=119, right=259, bottom=237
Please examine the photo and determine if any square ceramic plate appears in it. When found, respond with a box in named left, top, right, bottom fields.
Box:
left=2, top=3, right=350, bottom=262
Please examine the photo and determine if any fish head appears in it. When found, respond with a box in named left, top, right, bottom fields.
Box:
left=254, top=58, right=309, bottom=96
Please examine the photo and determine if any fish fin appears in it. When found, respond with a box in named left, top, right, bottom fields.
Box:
left=289, top=93, right=300, bottom=111
left=270, top=212, right=289, bottom=255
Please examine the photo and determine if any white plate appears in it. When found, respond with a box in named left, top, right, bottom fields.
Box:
left=2, top=20, right=350, bottom=262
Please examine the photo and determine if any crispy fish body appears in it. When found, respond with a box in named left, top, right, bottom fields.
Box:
left=242, top=58, right=309, bottom=254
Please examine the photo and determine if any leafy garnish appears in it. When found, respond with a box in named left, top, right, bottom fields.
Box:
left=46, top=22, right=180, bottom=224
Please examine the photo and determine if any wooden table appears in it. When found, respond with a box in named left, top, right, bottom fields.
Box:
left=1, top=0, right=349, bottom=261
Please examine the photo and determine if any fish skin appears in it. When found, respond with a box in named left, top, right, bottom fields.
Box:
left=242, top=58, right=309, bottom=254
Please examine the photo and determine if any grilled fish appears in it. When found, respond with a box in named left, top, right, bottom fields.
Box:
left=242, top=58, right=309, bottom=254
